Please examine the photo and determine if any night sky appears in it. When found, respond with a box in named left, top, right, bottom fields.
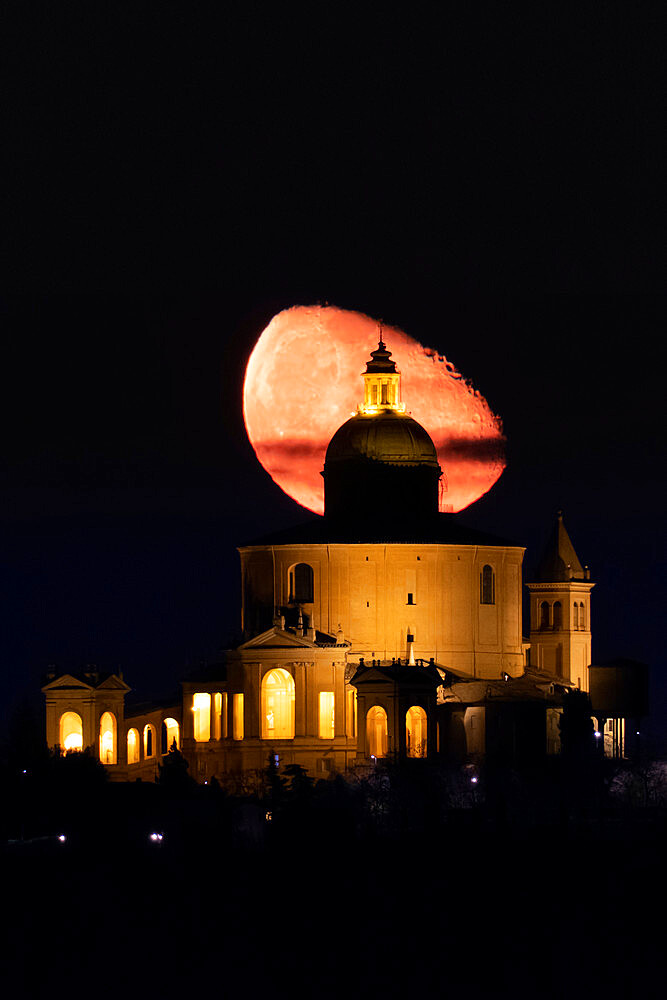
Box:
left=2, top=8, right=664, bottom=741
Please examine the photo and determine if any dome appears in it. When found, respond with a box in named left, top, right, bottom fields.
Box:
left=325, top=410, right=440, bottom=469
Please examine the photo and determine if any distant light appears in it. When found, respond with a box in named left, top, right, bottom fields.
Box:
left=471, top=776, right=478, bottom=784
left=265, top=811, right=273, bottom=822
left=149, top=832, right=164, bottom=842
left=22, top=770, right=27, bottom=774
left=594, top=731, right=601, bottom=739
left=58, top=834, right=66, bottom=843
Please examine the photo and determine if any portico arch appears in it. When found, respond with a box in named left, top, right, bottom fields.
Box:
left=366, top=705, right=388, bottom=758
left=261, top=668, right=295, bottom=739
left=59, top=711, right=83, bottom=752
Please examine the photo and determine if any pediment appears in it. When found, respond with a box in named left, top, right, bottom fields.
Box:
left=239, top=627, right=318, bottom=650
left=96, top=675, right=131, bottom=692
left=42, top=673, right=94, bottom=692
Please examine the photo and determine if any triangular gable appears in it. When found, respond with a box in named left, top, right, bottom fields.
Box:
left=96, top=675, right=131, bottom=693
left=239, top=626, right=319, bottom=650
left=42, top=673, right=94, bottom=692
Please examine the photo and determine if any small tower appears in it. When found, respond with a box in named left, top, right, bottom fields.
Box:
left=358, top=333, right=407, bottom=415
left=526, top=512, right=594, bottom=690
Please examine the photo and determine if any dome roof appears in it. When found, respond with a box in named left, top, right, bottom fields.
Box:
left=325, top=410, right=440, bottom=469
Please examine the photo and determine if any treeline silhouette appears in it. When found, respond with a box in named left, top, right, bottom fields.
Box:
left=1, top=695, right=666, bottom=999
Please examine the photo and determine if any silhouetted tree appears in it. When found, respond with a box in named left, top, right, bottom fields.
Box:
left=157, top=740, right=195, bottom=792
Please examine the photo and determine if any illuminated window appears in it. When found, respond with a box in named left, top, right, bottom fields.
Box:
left=480, top=564, right=495, bottom=604
left=233, top=694, right=244, bottom=740
left=366, top=706, right=388, bottom=758
left=59, top=711, right=83, bottom=752
left=319, top=691, right=335, bottom=739
left=127, top=728, right=140, bottom=764
left=222, top=692, right=228, bottom=738
left=289, top=563, right=314, bottom=603
left=162, top=717, right=180, bottom=753
left=99, top=712, right=116, bottom=764
left=261, top=669, right=295, bottom=739
left=193, top=693, right=211, bottom=742
left=347, top=688, right=357, bottom=738
left=213, top=693, right=222, bottom=740
left=540, top=601, right=550, bottom=629
left=553, top=601, right=562, bottom=629
left=144, top=724, right=156, bottom=759
left=406, top=706, right=427, bottom=758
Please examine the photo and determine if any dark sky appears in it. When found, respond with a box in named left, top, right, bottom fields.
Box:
left=1, top=8, right=664, bottom=740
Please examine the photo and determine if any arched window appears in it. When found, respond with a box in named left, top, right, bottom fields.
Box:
left=59, top=711, right=83, bottom=753
left=261, top=669, right=295, bottom=739
left=553, top=601, right=562, bottom=629
left=540, top=601, right=550, bottom=629
left=127, top=728, right=140, bottom=764
left=573, top=602, right=580, bottom=630
left=288, top=563, right=314, bottom=604
left=406, top=706, right=427, bottom=758
left=193, top=693, right=211, bottom=742
left=366, top=706, right=388, bottom=758
left=579, top=603, right=586, bottom=630
left=161, top=717, right=180, bottom=753
left=480, top=564, right=495, bottom=605
left=99, top=712, right=116, bottom=764
left=144, top=724, right=156, bottom=759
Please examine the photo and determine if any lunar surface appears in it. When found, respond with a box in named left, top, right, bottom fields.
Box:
left=243, top=305, right=506, bottom=514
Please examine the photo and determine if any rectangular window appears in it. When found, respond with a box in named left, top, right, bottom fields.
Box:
left=233, top=693, right=244, bottom=741
left=347, top=688, right=357, bottom=738
left=319, top=691, right=335, bottom=739
left=213, top=692, right=222, bottom=740
left=193, top=693, right=211, bottom=742
left=407, top=592, right=415, bottom=605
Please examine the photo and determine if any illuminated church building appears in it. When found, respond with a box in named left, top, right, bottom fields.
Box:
left=44, top=338, right=632, bottom=779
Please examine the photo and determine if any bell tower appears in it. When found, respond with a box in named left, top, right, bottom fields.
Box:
left=526, top=512, right=594, bottom=690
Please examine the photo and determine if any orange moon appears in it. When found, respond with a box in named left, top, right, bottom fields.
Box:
left=243, top=305, right=506, bottom=514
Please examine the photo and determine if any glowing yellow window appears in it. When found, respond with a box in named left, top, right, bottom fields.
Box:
left=213, top=693, right=222, bottom=740
left=262, top=669, right=295, bottom=739
left=99, top=711, right=116, bottom=764
left=233, top=694, right=244, bottom=741
left=221, top=692, right=228, bottom=738
left=366, top=706, right=388, bottom=758
left=319, top=691, right=335, bottom=739
left=406, top=706, right=427, bottom=758
left=163, top=717, right=179, bottom=751
left=193, top=693, right=211, bottom=742
left=127, top=728, right=140, bottom=764
left=60, top=711, right=83, bottom=752
left=347, top=688, right=357, bottom=738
